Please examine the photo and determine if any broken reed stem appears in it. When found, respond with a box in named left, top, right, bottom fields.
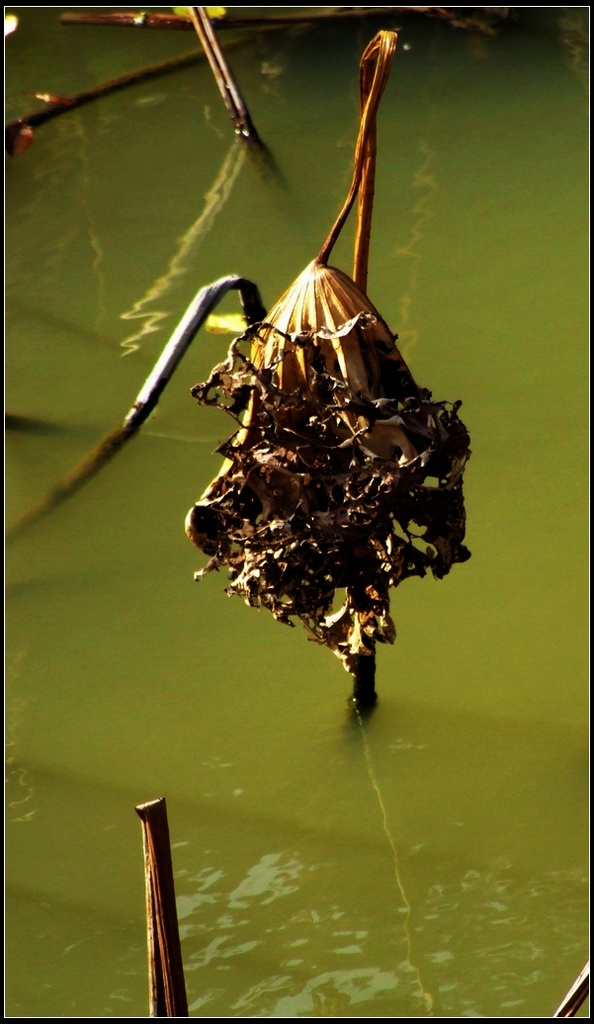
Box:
left=188, top=6, right=262, bottom=144
left=553, top=962, right=589, bottom=1018
left=122, top=276, right=265, bottom=431
left=135, top=798, right=189, bottom=1017
left=6, top=276, right=265, bottom=540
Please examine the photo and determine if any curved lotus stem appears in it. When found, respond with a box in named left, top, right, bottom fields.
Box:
left=316, top=29, right=397, bottom=289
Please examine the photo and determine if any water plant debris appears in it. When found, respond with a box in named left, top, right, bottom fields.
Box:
left=185, top=31, right=471, bottom=705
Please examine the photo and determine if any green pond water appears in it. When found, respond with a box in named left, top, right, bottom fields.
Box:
left=5, top=6, right=589, bottom=1018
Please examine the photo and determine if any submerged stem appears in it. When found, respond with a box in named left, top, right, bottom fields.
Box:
left=351, top=652, right=378, bottom=708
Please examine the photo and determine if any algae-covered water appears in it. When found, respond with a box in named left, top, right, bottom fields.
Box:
left=5, top=7, right=589, bottom=1017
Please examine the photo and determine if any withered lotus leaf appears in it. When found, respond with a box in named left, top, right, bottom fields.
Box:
left=185, top=31, right=471, bottom=676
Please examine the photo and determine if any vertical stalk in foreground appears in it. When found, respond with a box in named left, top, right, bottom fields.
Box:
left=135, top=798, right=189, bottom=1017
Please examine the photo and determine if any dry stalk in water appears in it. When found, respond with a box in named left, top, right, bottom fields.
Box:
left=185, top=31, right=471, bottom=696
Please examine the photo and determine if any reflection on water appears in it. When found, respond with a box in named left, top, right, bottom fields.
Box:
left=393, top=138, right=437, bottom=364
left=228, top=852, right=302, bottom=906
left=178, top=843, right=430, bottom=1016
left=5, top=6, right=588, bottom=1019
left=558, top=8, right=589, bottom=95
left=168, top=827, right=587, bottom=1018
left=264, top=967, right=400, bottom=1017
left=118, top=143, right=246, bottom=355
left=419, top=865, right=588, bottom=1017
left=5, top=649, right=36, bottom=825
